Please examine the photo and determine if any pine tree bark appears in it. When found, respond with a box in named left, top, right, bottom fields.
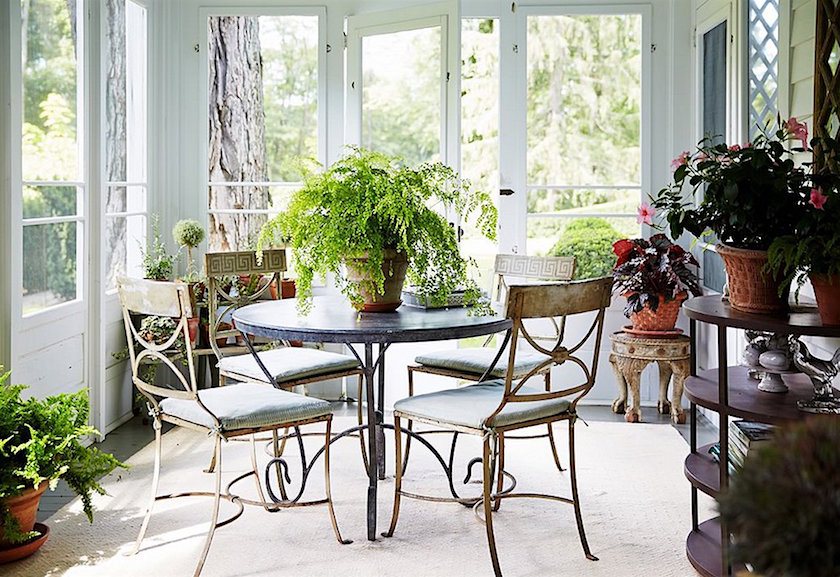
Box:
left=207, top=16, right=268, bottom=251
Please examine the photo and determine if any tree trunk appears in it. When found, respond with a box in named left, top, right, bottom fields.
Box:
left=104, top=0, right=127, bottom=288
left=207, top=16, right=268, bottom=251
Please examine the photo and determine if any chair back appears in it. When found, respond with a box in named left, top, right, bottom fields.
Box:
left=483, top=277, right=613, bottom=427
left=204, top=249, right=287, bottom=359
left=117, top=277, right=199, bottom=409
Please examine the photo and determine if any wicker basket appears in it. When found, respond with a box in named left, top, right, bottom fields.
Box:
left=716, top=244, right=787, bottom=314
left=629, top=292, right=687, bottom=332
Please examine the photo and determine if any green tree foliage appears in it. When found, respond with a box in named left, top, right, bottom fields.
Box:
left=549, top=218, right=622, bottom=279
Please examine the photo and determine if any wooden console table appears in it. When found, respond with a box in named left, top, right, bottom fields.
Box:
left=682, top=296, right=840, bottom=577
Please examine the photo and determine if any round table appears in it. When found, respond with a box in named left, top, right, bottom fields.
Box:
left=232, top=296, right=511, bottom=541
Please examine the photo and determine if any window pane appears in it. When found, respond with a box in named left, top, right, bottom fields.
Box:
left=105, top=214, right=146, bottom=290
left=703, top=22, right=728, bottom=145
left=207, top=184, right=295, bottom=251
left=23, top=222, right=78, bottom=313
left=22, top=184, right=78, bottom=218
left=22, top=0, right=82, bottom=182
left=526, top=14, right=641, bottom=187
left=527, top=188, right=639, bottom=215
left=362, top=27, right=442, bottom=166
left=105, top=185, right=146, bottom=215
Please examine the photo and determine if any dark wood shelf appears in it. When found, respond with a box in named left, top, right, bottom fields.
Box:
left=683, top=296, right=840, bottom=337
left=686, top=518, right=745, bottom=577
left=684, top=367, right=837, bottom=425
left=685, top=444, right=720, bottom=497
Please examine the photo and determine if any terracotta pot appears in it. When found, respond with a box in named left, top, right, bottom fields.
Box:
left=187, top=317, right=199, bottom=347
left=344, top=249, right=409, bottom=312
left=629, top=292, right=687, bottom=332
left=0, top=482, right=48, bottom=547
left=716, top=244, right=788, bottom=314
left=281, top=279, right=296, bottom=299
left=810, top=273, right=840, bottom=325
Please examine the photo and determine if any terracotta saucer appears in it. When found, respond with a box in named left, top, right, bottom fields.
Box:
left=0, top=523, right=50, bottom=564
left=623, top=325, right=684, bottom=338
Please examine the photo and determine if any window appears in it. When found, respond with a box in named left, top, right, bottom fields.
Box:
left=747, top=0, right=780, bottom=140
left=104, top=0, right=148, bottom=290
left=206, top=13, right=321, bottom=251
left=21, top=0, right=85, bottom=314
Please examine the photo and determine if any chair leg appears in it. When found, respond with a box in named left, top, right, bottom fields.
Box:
left=325, top=418, right=352, bottom=544
left=356, top=374, right=369, bottom=470
left=194, top=435, right=224, bottom=577
left=402, top=369, right=415, bottom=474
left=272, top=429, right=289, bottom=501
left=569, top=419, right=598, bottom=561
left=250, top=434, right=273, bottom=511
left=493, top=433, right=505, bottom=512
left=483, top=433, right=503, bottom=577
left=383, top=415, right=403, bottom=538
left=545, top=372, right=565, bottom=472
left=130, top=418, right=162, bottom=555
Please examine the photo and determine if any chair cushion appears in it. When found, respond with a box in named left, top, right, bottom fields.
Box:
left=393, top=380, right=571, bottom=430
left=218, top=347, right=360, bottom=385
left=415, top=348, right=552, bottom=379
left=160, top=382, right=331, bottom=431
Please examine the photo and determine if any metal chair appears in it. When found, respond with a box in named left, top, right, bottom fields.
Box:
left=405, top=254, right=576, bottom=471
left=385, top=278, right=612, bottom=577
left=118, top=277, right=349, bottom=577
left=203, top=250, right=368, bottom=466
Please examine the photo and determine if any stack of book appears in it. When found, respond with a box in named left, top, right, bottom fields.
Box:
left=708, top=420, right=776, bottom=474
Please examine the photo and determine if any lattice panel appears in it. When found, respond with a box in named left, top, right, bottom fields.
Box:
left=494, top=254, right=575, bottom=280
left=748, top=0, right=780, bottom=139
left=204, top=249, right=286, bottom=276
left=815, top=0, right=840, bottom=144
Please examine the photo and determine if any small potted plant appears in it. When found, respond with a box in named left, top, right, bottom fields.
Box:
left=768, top=135, right=840, bottom=325
left=258, top=147, right=497, bottom=313
left=0, top=368, right=126, bottom=561
left=717, top=418, right=840, bottom=577
left=172, top=219, right=206, bottom=282
left=141, top=215, right=178, bottom=282
left=651, top=117, right=810, bottom=313
left=612, top=234, right=701, bottom=332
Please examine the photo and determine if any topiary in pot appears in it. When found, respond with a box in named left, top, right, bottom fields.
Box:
left=257, top=147, right=497, bottom=313
left=717, top=418, right=840, bottom=577
left=173, top=219, right=206, bottom=282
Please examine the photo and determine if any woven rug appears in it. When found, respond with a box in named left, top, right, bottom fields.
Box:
left=6, top=417, right=708, bottom=577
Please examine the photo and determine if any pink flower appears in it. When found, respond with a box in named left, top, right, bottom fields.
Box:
left=728, top=144, right=741, bottom=152
left=743, top=141, right=752, bottom=148
left=697, top=152, right=710, bottom=162
left=637, top=203, right=656, bottom=225
left=809, top=187, right=828, bottom=210
left=671, top=151, right=691, bottom=171
left=785, top=117, right=809, bottom=149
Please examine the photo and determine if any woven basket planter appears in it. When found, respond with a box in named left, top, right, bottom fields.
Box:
left=716, top=244, right=787, bottom=314
left=629, top=292, right=687, bottom=332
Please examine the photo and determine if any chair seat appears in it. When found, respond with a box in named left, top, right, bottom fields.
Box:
left=218, top=347, right=360, bottom=385
left=415, top=347, right=551, bottom=379
left=160, top=382, right=331, bottom=431
left=393, top=380, right=571, bottom=430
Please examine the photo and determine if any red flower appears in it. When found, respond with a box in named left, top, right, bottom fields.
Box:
left=809, top=187, right=828, bottom=210
left=785, top=117, right=809, bottom=149
left=612, top=239, right=635, bottom=266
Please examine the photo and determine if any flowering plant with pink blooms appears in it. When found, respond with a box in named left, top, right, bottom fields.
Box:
left=651, top=116, right=811, bottom=251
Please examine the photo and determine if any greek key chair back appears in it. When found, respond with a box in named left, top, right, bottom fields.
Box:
left=117, top=277, right=201, bottom=413
left=204, top=249, right=287, bottom=360
left=483, top=277, right=613, bottom=428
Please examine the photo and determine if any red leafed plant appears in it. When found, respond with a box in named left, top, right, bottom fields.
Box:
left=612, top=234, right=701, bottom=317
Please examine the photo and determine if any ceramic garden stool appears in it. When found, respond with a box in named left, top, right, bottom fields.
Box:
left=609, top=331, right=691, bottom=424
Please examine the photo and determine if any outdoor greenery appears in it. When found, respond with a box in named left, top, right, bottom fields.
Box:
left=0, top=369, right=126, bottom=543
left=257, top=148, right=497, bottom=312
left=549, top=218, right=622, bottom=279
left=718, top=418, right=840, bottom=577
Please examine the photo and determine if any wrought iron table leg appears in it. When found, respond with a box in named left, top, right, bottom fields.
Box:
left=376, top=344, right=387, bottom=480
left=364, top=343, right=379, bottom=541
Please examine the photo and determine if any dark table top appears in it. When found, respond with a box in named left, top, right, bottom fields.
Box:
left=232, top=296, right=511, bottom=344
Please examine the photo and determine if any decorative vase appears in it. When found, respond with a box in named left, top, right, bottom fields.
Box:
left=810, top=273, right=840, bottom=325
left=629, top=292, right=687, bottom=332
left=0, top=482, right=48, bottom=553
left=344, top=249, right=409, bottom=312
left=716, top=243, right=788, bottom=314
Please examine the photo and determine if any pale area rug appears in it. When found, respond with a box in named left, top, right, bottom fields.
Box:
left=7, top=417, right=711, bottom=577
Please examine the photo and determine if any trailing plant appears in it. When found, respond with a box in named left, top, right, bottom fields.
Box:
left=141, top=215, right=179, bottom=281
left=548, top=218, right=622, bottom=279
left=651, top=117, right=810, bottom=250
left=717, top=418, right=840, bottom=577
left=257, top=148, right=497, bottom=312
left=173, top=219, right=206, bottom=282
left=0, top=369, right=126, bottom=543
left=612, top=234, right=700, bottom=317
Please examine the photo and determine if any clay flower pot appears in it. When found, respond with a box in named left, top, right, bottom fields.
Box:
left=0, top=482, right=48, bottom=546
left=629, top=292, right=687, bottom=332
left=344, top=249, right=409, bottom=312
left=717, top=244, right=788, bottom=313
left=810, top=273, right=840, bottom=325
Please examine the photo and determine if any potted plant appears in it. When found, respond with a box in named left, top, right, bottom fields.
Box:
left=717, top=418, right=840, bottom=577
left=651, top=117, right=810, bottom=313
left=0, top=368, right=125, bottom=561
left=172, top=219, right=206, bottom=283
left=768, top=135, right=840, bottom=325
left=257, top=148, right=497, bottom=312
left=611, top=234, right=701, bottom=332
left=141, top=215, right=179, bottom=282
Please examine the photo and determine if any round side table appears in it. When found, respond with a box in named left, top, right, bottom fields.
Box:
left=609, top=331, right=691, bottom=423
